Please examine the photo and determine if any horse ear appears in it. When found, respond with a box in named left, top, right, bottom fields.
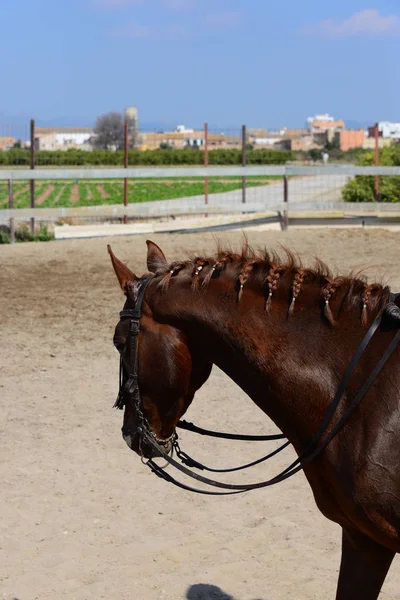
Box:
left=107, top=245, right=136, bottom=291
left=146, top=240, right=167, bottom=273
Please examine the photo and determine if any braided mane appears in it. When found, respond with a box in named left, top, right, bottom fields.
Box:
left=155, top=243, right=389, bottom=326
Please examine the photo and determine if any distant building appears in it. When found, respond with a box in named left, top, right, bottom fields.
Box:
left=307, top=113, right=344, bottom=131
left=0, top=136, right=17, bottom=151
left=338, top=129, right=365, bottom=152
left=307, top=113, right=335, bottom=128
left=363, top=137, right=392, bottom=150
left=290, top=135, right=318, bottom=152
left=35, top=127, right=93, bottom=151
left=368, top=122, right=400, bottom=140
left=247, top=128, right=308, bottom=150
left=140, top=126, right=241, bottom=150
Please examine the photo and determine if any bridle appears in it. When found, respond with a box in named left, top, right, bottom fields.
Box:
left=114, top=278, right=400, bottom=496
left=114, top=276, right=177, bottom=450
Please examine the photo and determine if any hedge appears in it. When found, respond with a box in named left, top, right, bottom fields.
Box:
left=0, top=148, right=293, bottom=167
left=342, top=144, right=400, bottom=202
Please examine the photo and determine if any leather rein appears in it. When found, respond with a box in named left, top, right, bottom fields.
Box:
left=114, top=277, right=400, bottom=496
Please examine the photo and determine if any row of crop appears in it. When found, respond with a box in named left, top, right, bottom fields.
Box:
left=0, top=148, right=293, bottom=166
left=0, top=178, right=272, bottom=209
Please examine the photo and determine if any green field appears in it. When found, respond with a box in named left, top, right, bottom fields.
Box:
left=0, top=177, right=280, bottom=210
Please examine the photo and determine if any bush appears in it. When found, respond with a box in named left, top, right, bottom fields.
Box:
left=342, top=144, right=400, bottom=202
left=34, top=224, right=54, bottom=242
left=15, top=224, right=34, bottom=242
left=342, top=177, right=375, bottom=203
left=0, top=224, right=54, bottom=244
left=0, top=230, right=10, bottom=244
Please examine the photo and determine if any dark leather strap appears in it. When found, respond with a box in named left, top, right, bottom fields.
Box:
left=176, top=419, right=286, bottom=441
left=174, top=439, right=290, bottom=473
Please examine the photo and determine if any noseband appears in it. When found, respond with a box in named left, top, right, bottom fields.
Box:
left=114, top=279, right=400, bottom=496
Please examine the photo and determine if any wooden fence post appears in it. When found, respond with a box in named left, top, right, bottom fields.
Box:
left=283, top=173, right=289, bottom=230
left=30, top=119, right=35, bottom=235
left=242, top=125, right=246, bottom=204
left=124, top=120, right=128, bottom=224
left=8, top=179, right=15, bottom=244
left=374, top=123, right=380, bottom=202
left=204, top=122, right=209, bottom=217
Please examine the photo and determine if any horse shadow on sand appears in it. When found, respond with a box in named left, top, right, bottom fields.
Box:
left=186, top=583, right=263, bottom=600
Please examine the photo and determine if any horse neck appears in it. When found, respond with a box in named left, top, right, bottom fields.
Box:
left=150, top=276, right=361, bottom=452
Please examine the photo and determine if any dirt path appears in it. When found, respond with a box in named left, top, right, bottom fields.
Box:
left=0, top=229, right=399, bottom=600
left=36, top=184, right=55, bottom=206
left=70, top=183, right=80, bottom=204
left=96, top=184, right=109, bottom=199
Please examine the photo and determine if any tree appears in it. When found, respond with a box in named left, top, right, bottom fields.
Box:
left=308, top=148, right=321, bottom=162
left=324, top=137, right=341, bottom=152
left=92, top=112, right=125, bottom=150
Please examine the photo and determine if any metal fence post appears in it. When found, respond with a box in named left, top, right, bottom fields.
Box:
left=204, top=122, right=209, bottom=217
left=124, top=120, right=128, bottom=224
left=242, top=125, right=246, bottom=204
left=30, top=119, right=35, bottom=235
left=8, top=178, right=15, bottom=244
left=374, top=123, right=380, bottom=202
left=283, top=172, right=289, bottom=230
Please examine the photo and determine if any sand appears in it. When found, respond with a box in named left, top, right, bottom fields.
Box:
left=1, top=228, right=400, bottom=600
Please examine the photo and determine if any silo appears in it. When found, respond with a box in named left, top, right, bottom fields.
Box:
left=124, top=106, right=139, bottom=147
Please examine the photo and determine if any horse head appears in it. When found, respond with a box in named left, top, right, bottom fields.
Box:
left=108, top=240, right=212, bottom=458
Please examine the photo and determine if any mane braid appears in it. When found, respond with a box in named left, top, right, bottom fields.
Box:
left=238, top=260, right=259, bottom=302
left=156, top=243, right=388, bottom=327
left=264, top=264, right=284, bottom=313
left=288, top=269, right=305, bottom=318
left=158, top=261, right=188, bottom=292
left=192, top=259, right=209, bottom=291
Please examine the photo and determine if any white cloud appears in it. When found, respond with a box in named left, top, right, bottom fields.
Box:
left=107, top=22, right=188, bottom=40
left=205, top=11, right=243, bottom=29
left=302, top=9, right=400, bottom=38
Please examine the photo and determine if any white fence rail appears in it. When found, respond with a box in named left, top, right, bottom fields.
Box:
left=1, top=166, right=400, bottom=238
left=1, top=165, right=400, bottom=180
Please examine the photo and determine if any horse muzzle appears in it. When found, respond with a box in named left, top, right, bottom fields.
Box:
left=122, top=428, right=172, bottom=458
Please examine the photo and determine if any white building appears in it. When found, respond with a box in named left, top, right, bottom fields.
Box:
left=175, top=125, right=194, bottom=133
left=35, top=127, right=93, bottom=151
left=378, top=122, right=400, bottom=139
left=306, top=113, right=335, bottom=129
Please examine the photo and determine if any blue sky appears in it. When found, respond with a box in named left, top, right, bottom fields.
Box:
left=0, top=0, right=399, bottom=129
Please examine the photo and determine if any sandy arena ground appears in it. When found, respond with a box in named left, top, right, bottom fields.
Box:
left=1, top=228, right=400, bottom=600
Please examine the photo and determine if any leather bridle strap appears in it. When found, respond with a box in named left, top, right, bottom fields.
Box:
left=144, top=309, right=400, bottom=493
left=176, top=419, right=286, bottom=441
left=174, top=440, right=290, bottom=473
left=114, top=276, right=153, bottom=412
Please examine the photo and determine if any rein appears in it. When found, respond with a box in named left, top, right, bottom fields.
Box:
left=115, top=278, right=400, bottom=495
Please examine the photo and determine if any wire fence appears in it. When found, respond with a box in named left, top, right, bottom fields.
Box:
left=1, top=118, right=399, bottom=241
left=1, top=166, right=400, bottom=242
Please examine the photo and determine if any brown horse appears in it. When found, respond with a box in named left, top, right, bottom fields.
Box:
left=108, top=239, right=400, bottom=600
